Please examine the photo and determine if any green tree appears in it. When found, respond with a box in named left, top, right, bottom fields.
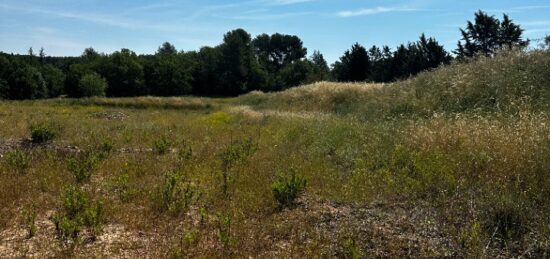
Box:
left=218, top=29, right=264, bottom=95
left=456, top=11, right=527, bottom=58
left=252, top=33, right=307, bottom=91
left=0, top=79, right=8, bottom=99
left=65, top=63, right=93, bottom=97
left=416, top=34, right=451, bottom=69
left=368, top=45, right=393, bottom=82
left=144, top=43, right=194, bottom=96
left=307, top=50, right=330, bottom=82
left=332, top=43, right=370, bottom=82
left=76, top=72, right=107, bottom=97
left=39, top=47, right=46, bottom=64
left=157, top=42, right=177, bottom=55
left=193, top=46, right=222, bottom=95
left=40, top=64, right=66, bottom=97
left=253, top=33, right=307, bottom=72
left=82, top=47, right=101, bottom=62
left=98, top=49, right=146, bottom=97
left=278, top=60, right=312, bottom=89
left=8, top=66, right=47, bottom=99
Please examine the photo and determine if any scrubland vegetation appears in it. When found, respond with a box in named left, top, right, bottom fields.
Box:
left=0, top=49, right=548, bottom=257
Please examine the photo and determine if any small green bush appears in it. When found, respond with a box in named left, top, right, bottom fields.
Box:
left=66, top=152, right=100, bottom=183
left=30, top=123, right=56, bottom=144
left=51, top=186, right=105, bottom=242
left=152, top=171, right=197, bottom=216
left=111, top=170, right=137, bottom=202
left=5, top=149, right=32, bottom=174
left=153, top=136, right=172, bottom=155
left=272, top=169, right=307, bottom=208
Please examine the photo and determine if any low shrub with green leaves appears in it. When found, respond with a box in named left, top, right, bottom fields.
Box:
left=66, top=152, right=100, bottom=183
left=152, top=171, right=197, bottom=216
left=51, top=185, right=105, bottom=243
left=272, top=170, right=307, bottom=208
left=153, top=136, right=172, bottom=155
left=30, top=123, right=56, bottom=144
left=5, top=149, right=32, bottom=174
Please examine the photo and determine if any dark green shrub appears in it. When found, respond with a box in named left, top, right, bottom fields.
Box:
left=30, top=123, right=56, bottom=144
left=51, top=186, right=105, bottom=242
left=272, top=169, right=307, bottom=208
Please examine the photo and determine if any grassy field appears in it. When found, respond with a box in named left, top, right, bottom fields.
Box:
left=1, top=50, right=549, bottom=257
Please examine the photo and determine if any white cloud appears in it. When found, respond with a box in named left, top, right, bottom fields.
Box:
left=338, top=7, right=418, bottom=17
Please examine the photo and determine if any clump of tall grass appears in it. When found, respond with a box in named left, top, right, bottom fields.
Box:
left=272, top=169, right=307, bottom=208
left=5, top=149, right=32, bottom=174
left=21, top=204, right=38, bottom=238
left=220, top=139, right=257, bottom=198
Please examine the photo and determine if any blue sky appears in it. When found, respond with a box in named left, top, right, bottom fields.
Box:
left=1, top=0, right=549, bottom=63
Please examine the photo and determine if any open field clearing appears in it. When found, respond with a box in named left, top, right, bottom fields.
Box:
left=1, top=51, right=550, bottom=258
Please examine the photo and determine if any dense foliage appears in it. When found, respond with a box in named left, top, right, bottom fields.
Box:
left=0, top=11, right=533, bottom=100
left=456, top=10, right=528, bottom=58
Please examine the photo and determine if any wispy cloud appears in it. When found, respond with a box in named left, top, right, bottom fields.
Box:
left=484, top=5, right=550, bottom=14
left=513, top=5, right=550, bottom=10
left=0, top=2, right=208, bottom=34
left=520, top=20, right=550, bottom=36
left=524, top=28, right=550, bottom=35
left=122, top=3, right=176, bottom=15
left=0, top=3, right=138, bottom=29
left=214, top=11, right=312, bottom=20
left=521, top=20, right=550, bottom=26
left=338, top=7, right=418, bottom=17
left=270, top=0, right=316, bottom=5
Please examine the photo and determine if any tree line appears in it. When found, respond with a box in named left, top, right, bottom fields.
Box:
left=0, top=10, right=535, bottom=100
